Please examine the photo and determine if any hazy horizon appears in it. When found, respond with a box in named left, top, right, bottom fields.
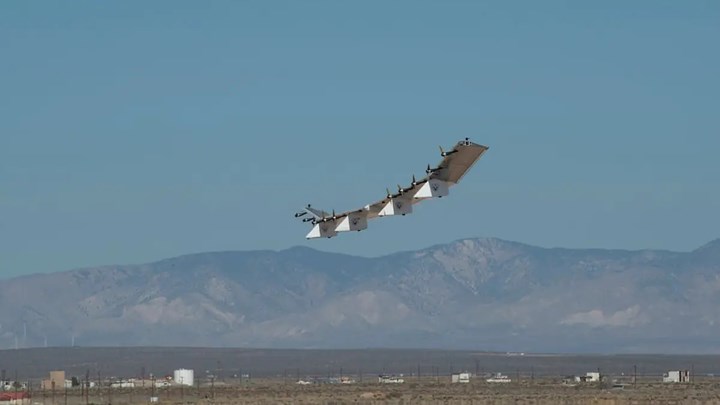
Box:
left=2, top=235, right=719, bottom=280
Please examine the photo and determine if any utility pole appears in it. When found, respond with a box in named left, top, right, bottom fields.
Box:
left=633, top=365, right=637, bottom=387
left=691, top=364, right=695, bottom=384
left=85, top=369, right=90, bottom=405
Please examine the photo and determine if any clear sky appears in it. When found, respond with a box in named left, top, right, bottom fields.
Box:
left=2, top=1, right=719, bottom=278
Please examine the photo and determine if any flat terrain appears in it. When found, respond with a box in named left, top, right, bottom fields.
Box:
left=20, top=378, right=720, bottom=405
left=2, top=347, right=719, bottom=379
left=3, top=348, right=720, bottom=404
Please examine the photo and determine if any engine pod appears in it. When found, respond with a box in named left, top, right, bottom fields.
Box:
left=414, top=179, right=449, bottom=199
left=306, top=222, right=338, bottom=239
left=378, top=197, right=412, bottom=216
left=335, top=213, right=368, bottom=232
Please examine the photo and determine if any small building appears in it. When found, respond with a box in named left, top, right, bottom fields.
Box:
left=378, top=375, right=404, bottom=384
left=451, top=372, right=470, bottom=383
left=173, top=369, right=194, bottom=386
left=663, top=370, right=690, bottom=383
left=562, top=376, right=577, bottom=386
left=486, top=373, right=511, bottom=383
left=41, top=371, right=65, bottom=390
left=1, top=382, right=25, bottom=392
left=110, top=380, right=135, bottom=388
left=581, top=372, right=601, bottom=382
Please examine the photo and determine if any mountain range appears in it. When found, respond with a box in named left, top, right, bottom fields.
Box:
left=2, top=237, right=719, bottom=353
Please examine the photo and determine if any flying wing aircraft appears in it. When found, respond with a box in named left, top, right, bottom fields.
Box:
left=294, top=138, right=489, bottom=239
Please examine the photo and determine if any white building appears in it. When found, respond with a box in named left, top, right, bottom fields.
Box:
left=486, top=373, right=511, bottom=383
left=378, top=375, right=404, bottom=384
left=2, top=382, right=27, bottom=391
left=110, top=380, right=135, bottom=388
left=584, top=372, right=601, bottom=382
left=663, top=370, right=690, bottom=383
left=173, top=369, right=194, bottom=386
left=451, top=372, right=470, bottom=383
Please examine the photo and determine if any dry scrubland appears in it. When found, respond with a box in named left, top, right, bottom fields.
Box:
left=27, top=378, right=720, bottom=405
left=6, top=349, right=720, bottom=404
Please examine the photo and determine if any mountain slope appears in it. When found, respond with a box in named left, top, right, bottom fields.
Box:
left=1, top=238, right=719, bottom=353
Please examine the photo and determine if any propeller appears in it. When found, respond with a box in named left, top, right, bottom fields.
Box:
left=426, top=164, right=442, bottom=174
left=294, top=211, right=307, bottom=218
left=397, top=184, right=404, bottom=195
left=411, top=175, right=418, bottom=186
left=332, top=209, right=337, bottom=220
left=439, top=145, right=458, bottom=157
left=386, top=188, right=393, bottom=199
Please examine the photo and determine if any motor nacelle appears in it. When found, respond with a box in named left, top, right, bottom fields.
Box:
left=414, top=179, right=449, bottom=199
left=306, top=222, right=338, bottom=239
left=378, top=197, right=412, bottom=216
left=335, top=213, right=368, bottom=232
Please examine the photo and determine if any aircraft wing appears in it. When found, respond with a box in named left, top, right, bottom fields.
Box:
left=296, top=138, right=489, bottom=239
left=428, top=140, right=489, bottom=185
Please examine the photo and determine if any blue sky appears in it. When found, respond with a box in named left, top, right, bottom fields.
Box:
left=2, top=1, right=718, bottom=278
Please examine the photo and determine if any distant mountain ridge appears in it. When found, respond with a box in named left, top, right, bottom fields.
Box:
left=1, top=238, right=719, bottom=353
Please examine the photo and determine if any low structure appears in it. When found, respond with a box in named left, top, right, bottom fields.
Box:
left=562, top=376, right=577, bottom=386
left=1, top=382, right=25, bottom=392
left=110, top=380, right=135, bottom=388
left=577, top=372, right=601, bottom=383
left=378, top=375, right=404, bottom=384
left=451, top=372, right=470, bottom=383
left=663, top=370, right=690, bottom=383
left=486, top=373, right=511, bottom=383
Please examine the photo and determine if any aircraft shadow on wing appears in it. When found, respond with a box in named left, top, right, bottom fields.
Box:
left=294, top=138, right=489, bottom=239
